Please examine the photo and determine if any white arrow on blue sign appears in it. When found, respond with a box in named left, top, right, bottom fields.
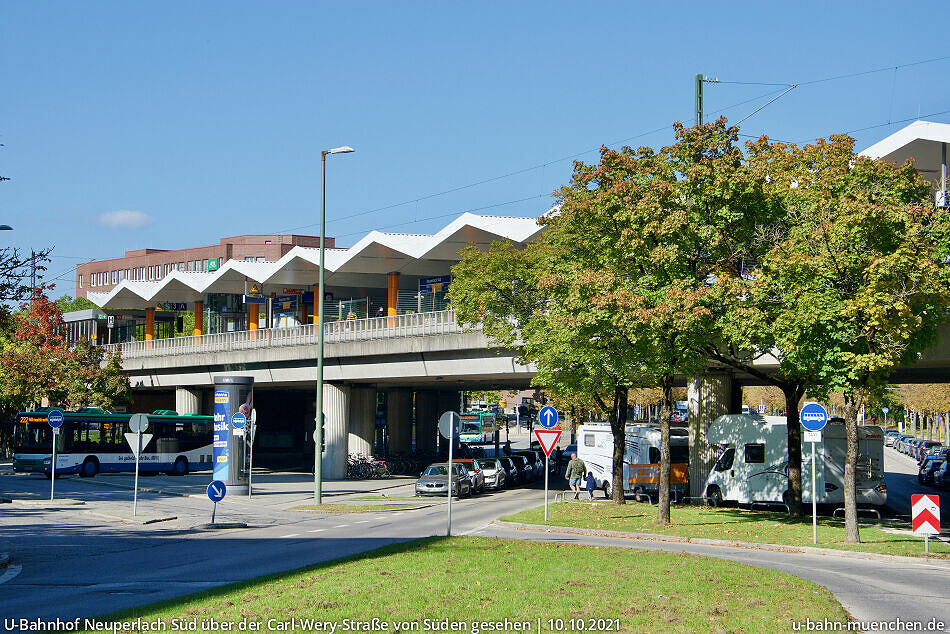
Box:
left=47, top=409, right=64, bottom=429
left=231, top=412, right=247, bottom=429
left=800, top=402, right=829, bottom=432
left=207, top=480, right=227, bottom=503
left=538, top=406, right=559, bottom=429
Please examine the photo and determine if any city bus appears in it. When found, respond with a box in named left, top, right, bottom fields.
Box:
left=459, top=411, right=502, bottom=444
left=12, top=408, right=214, bottom=477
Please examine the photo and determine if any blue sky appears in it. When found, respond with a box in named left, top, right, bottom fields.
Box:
left=3, top=1, right=950, bottom=296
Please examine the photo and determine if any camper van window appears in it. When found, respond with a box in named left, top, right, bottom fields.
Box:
left=584, top=434, right=595, bottom=447
left=744, top=444, right=765, bottom=464
left=714, top=448, right=735, bottom=472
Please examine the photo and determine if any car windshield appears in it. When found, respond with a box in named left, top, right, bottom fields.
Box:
left=423, top=465, right=449, bottom=476
left=475, top=459, right=495, bottom=469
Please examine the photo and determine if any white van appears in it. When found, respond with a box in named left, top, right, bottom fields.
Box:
left=703, top=415, right=886, bottom=507
left=577, top=423, right=689, bottom=498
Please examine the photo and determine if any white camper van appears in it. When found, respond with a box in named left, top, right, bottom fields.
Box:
left=577, top=423, right=689, bottom=498
left=703, top=415, right=886, bottom=507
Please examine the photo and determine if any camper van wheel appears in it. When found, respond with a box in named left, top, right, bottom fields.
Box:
left=706, top=486, right=722, bottom=507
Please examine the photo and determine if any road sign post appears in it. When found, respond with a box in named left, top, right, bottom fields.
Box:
left=46, top=409, right=64, bottom=501
left=439, top=411, right=460, bottom=537
left=248, top=409, right=257, bottom=498
left=208, top=480, right=227, bottom=524
left=128, top=413, right=150, bottom=517
left=800, top=402, right=828, bottom=545
left=912, top=494, right=940, bottom=557
left=534, top=427, right=562, bottom=523
left=882, top=407, right=889, bottom=427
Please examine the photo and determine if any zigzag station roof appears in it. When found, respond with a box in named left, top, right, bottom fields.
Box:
left=87, top=212, right=545, bottom=309
left=860, top=120, right=950, bottom=181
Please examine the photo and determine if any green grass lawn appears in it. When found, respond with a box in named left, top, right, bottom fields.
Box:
left=86, top=537, right=848, bottom=633
left=503, top=501, right=949, bottom=558
left=289, top=503, right=421, bottom=513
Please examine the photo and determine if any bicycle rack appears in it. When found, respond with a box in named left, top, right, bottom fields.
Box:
left=832, top=507, right=881, bottom=519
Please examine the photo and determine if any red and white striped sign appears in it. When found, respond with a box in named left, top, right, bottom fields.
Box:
left=912, top=494, right=940, bottom=535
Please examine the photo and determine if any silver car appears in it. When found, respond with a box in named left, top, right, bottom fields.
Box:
left=415, top=463, right=472, bottom=497
left=475, top=458, right=506, bottom=490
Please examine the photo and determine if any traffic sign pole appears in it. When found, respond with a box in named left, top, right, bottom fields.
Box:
left=439, top=412, right=460, bottom=537
left=811, top=441, right=817, bottom=544
left=447, top=424, right=453, bottom=536
left=799, top=402, right=828, bottom=545
left=544, top=454, right=549, bottom=523
left=248, top=409, right=257, bottom=499
left=50, top=429, right=57, bottom=501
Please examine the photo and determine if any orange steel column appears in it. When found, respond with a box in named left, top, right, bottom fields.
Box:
left=248, top=304, right=259, bottom=330
left=387, top=272, right=399, bottom=326
left=193, top=301, right=204, bottom=343
left=313, top=284, right=320, bottom=325
left=145, top=308, right=154, bottom=348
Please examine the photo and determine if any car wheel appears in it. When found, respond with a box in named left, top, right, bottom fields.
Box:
left=172, top=456, right=188, bottom=476
left=80, top=457, right=99, bottom=478
left=707, top=486, right=723, bottom=507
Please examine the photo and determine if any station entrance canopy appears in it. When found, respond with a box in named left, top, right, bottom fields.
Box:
left=85, top=212, right=545, bottom=311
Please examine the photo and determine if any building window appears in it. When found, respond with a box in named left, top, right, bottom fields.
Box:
left=78, top=274, right=83, bottom=289
left=264, top=240, right=272, bottom=244
left=111, top=271, right=117, bottom=284
left=244, top=257, right=254, bottom=262
left=256, top=257, right=265, bottom=263
left=187, top=261, right=194, bottom=272
left=194, top=260, right=200, bottom=271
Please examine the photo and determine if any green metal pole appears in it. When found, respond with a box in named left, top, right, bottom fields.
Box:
left=695, top=73, right=703, bottom=126
left=314, top=151, right=327, bottom=504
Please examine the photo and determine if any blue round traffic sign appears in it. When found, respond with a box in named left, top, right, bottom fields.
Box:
left=538, top=406, right=559, bottom=429
left=800, top=402, right=828, bottom=432
left=207, top=480, right=227, bottom=502
left=47, top=409, right=64, bottom=429
left=231, top=412, right=247, bottom=429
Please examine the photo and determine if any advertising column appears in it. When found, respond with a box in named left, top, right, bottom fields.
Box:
left=213, top=375, right=253, bottom=494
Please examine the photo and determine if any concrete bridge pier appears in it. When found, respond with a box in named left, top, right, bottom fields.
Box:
left=348, top=385, right=376, bottom=458
left=415, top=391, right=440, bottom=455
left=322, top=382, right=350, bottom=480
left=687, top=371, right=741, bottom=499
left=387, top=389, right=412, bottom=454
left=175, top=387, right=202, bottom=415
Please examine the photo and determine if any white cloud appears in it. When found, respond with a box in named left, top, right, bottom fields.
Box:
left=98, top=209, right=154, bottom=229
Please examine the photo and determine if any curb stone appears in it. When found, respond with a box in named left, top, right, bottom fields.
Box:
left=494, top=520, right=950, bottom=567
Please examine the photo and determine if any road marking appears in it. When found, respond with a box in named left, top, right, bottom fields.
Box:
left=307, top=529, right=326, bottom=533
left=355, top=520, right=369, bottom=524
left=280, top=534, right=300, bottom=538
left=333, top=524, right=349, bottom=528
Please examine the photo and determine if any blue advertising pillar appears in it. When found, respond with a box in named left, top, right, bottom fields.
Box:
left=213, top=375, right=253, bottom=494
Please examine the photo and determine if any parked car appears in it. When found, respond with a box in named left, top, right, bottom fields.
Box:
left=513, top=450, right=545, bottom=477
left=508, top=455, right=534, bottom=482
left=917, top=441, right=943, bottom=463
left=934, top=461, right=950, bottom=489
left=884, top=431, right=901, bottom=447
left=918, top=457, right=944, bottom=486
left=559, top=444, right=578, bottom=468
left=414, top=463, right=472, bottom=498
left=450, top=458, right=485, bottom=493
left=498, top=457, right=521, bottom=486
left=475, top=458, right=506, bottom=490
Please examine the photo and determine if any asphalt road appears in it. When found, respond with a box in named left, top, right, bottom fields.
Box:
left=884, top=445, right=948, bottom=519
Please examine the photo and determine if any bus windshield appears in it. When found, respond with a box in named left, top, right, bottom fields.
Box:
left=460, top=422, right=480, bottom=435
left=13, top=419, right=53, bottom=451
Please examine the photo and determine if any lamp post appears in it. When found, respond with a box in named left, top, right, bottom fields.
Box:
left=314, top=145, right=354, bottom=504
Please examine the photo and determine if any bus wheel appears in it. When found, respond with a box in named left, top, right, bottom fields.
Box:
left=172, top=457, right=189, bottom=476
left=80, top=457, right=99, bottom=478
left=706, top=486, right=722, bottom=507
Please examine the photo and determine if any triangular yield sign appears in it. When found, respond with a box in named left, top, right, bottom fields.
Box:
left=125, top=433, right=153, bottom=458
left=534, top=428, right=562, bottom=457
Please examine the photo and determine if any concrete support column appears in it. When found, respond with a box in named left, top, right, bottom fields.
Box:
left=687, top=371, right=736, bottom=499
left=387, top=272, right=400, bottom=318
left=145, top=308, right=155, bottom=342
left=193, top=301, right=204, bottom=339
left=322, top=382, right=350, bottom=480
left=175, top=387, right=201, bottom=415
left=248, top=304, right=259, bottom=331
left=348, top=385, right=376, bottom=458
left=387, top=389, right=412, bottom=454
left=415, top=391, right=440, bottom=455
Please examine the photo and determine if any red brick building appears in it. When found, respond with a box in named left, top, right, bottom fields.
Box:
left=75, top=234, right=332, bottom=299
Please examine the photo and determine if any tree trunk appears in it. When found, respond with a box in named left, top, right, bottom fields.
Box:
left=782, top=383, right=806, bottom=517
left=609, top=386, right=627, bottom=505
left=657, top=375, right=674, bottom=525
left=843, top=391, right=862, bottom=544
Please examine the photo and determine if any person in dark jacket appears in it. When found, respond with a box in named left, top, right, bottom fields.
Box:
left=585, top=471, right=597, bottom=500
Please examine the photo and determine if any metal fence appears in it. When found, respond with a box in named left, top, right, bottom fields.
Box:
left=102, top=310, right=475, bottom=360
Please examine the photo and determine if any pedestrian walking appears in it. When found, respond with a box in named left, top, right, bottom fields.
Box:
left=565, top=452, right=586, bottom=499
